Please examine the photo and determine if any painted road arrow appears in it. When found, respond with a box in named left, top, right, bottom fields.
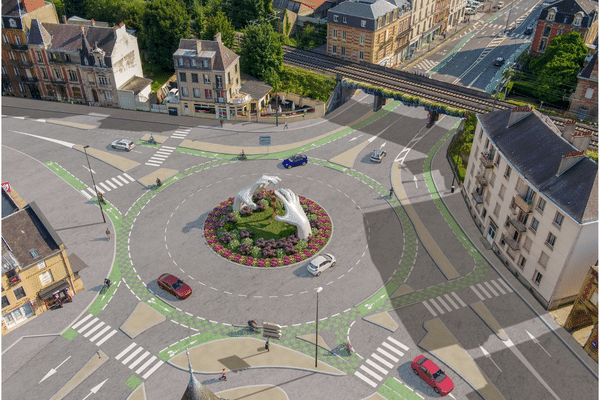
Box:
left=81, top=379, right=108, bottom=400
left=413, top=175, right=418, bottom=188
left=39, top=356, right=71, bottom=383
left=380, top=142, right=386, bottom=148
left=479, top=345, right=502, bottom=372
left=526, top=330, right=552, bottom=357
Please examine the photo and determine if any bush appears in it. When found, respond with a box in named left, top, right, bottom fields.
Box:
left=511, top=81, right=537, bottom=98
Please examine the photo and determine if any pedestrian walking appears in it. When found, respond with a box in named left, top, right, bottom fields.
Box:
left=389, top=187, right=394, bottom=198
left=220, top=368, right=227, bottom=381
left=220, top=119, right=224, bottom=128
left=265, top=339, right=270, bottom=352
left=106, top=228, right=111, bottom=241
left=284, top=122, right=288, bottom=129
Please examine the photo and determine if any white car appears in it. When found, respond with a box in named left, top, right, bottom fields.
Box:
left=307, top=253, right=336, bottom=276
left=111, top=139, right=135, bottom=151
left=370, top=149, right=387, bottom=163
left=465, top=7, right=477, bottom=14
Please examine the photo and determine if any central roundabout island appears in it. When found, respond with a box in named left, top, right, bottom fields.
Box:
left=204, top=175, right=333, bottom=267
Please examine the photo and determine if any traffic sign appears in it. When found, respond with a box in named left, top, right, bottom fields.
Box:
left=259, top=136, right=271, bottom=146
left=262, top=322, right=282, bottom=340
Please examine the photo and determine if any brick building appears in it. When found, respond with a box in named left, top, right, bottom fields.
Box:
left=326, top=0, right=411, bottom=67
left=1, top=0, right=59, bottom=98
left=530, top=0, right=597, bottom=56
left=565, top=265, right=598, bottom=362
left=568, top=51, right=597, bottom=123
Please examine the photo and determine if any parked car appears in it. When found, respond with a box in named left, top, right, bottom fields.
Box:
left=524, top=24, right=534, bottom=35
left=282, top=154, right=308, bottom=169
left=467, top=0, right=480, bottom=7
left=497, top=1, right=504, bottom=7
left=307, top=253, right=336, bottom=276
left=411, top=355, right=454, bottom=396
left=370, top=149, right=387, bottom=163
left=111, top=139, right=135, bottom=151
left=157, top=273, right=192, bottom=299
left=465, top=7, right=477, bottom=14
left=493, top=57, right=505, bottom=66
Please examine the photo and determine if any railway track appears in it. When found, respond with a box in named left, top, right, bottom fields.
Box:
left=283, top=46, right=598, bottom=148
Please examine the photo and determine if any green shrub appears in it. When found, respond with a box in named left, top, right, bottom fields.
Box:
left=511, top=81, right=536, bottom=98
left=251, top=246, right=262, bottom=257
left=227, top=239, right=240, bottom=251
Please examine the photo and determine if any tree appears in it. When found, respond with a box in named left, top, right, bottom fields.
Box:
left=228, top=0, right=269, bottom=29
left=85, top=0, right=146, bottom=33
left=239, top=23, right=283, bottom=80
left=141, top=0, right=191, bottom=70
left=203, top=11, right=235, bottom=49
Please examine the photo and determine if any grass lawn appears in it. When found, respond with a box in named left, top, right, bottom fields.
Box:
left=142, top=61, right=175, bottom=93
left=235, top=204, right=297, bottom=241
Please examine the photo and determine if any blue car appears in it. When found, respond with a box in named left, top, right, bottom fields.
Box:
left=282, top=154, right=308, bottom=169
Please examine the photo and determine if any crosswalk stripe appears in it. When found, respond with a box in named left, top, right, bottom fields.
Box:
left=371, top=353, right=394, bottom=369
left=156, top=149, right=173, bottom=155
left=443, top=293, right=459, bottom=309
left=83, top=321, right=105, bottom=337
left=141, top=359, right=164, bottom=380
left=136, top=356, right=157, bottom=375
left=376, top=347, right=399, bottom=363
left=95, top=329, right=117, bottom=346
left=89, top=325, right=111, bottom=343
left=382, top=341, right=404, bottom=357
left=354, top=371, right=377, bottom=387
left=161, top=146, right=177, bottom=150
left=477, top=283, right=493, bottom=299
left=428, top=298, right=446, bottom=315
left=149, top=157, right=166, bottom=162
left=451, top=291, right=467, bottom=307
left=96, top=186, right=105, bottom=194
left=105, top=180, right=118, bottom=189
left=366, top=359, right=388, bottom=374
left=80, top=190, right=92, bottom=200
left=87, top=187, right=98, bottom=197
left=150, top=154, right=169, bottom=160
left=77, top=317, right=99, bottom=333
left=360, top=365, right=383, bottom=381
left=129, top=351, right=150, bottom=370
left=387, top=337, right=409, bottom=351
left=491, top=279, right=506, bottom=295
left=117, top=175, right=130, bottom=184
left=422, top=300, right=437, bottom=316
left=116, top=343, right=138, bottom=360
left=484, top=281, right=499, bottom=296
left=146, top=163, right=162, bottom=167
left=174, top=130, right=188, bottom=134
left=470, top=285, right=485, bottom=300
left=122, top=347, right=144, bottom=365
left=497, top=278, right=513, bottom=292
left=436, top=296, right=453, bottom=312
left=71, top=314, right=93, bottom=330
left=98, top=182, right=112, bottom=192
left=111, top=177, right=123, bottom=187
left=123, top=173, right=136, bottom=182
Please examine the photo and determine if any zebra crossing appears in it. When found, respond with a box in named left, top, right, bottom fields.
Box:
left=354, top=336, right=410, bottom=388
left=80, top=173, right=136, bottom=200
left=70, top=314, right=164, bottom=380
left=171, top=126, right=191, bottom=140
left=470, top=278, right=513, bottom=301
left=413, top=59, right=439, bottom=71
left=145, top=146, right=176, bottom=167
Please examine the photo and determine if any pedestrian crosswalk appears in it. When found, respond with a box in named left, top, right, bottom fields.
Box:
left=354, top=336, right=410, bottom=388
left=80, top=173, right=136, bottom=200
left=171, top=126, right=191, bottom=140
left=470, top=278, right=513, bottom=301
left=70, top=314, right=164, bottom=379
left=145, top=146, right=176, bottom=167
left=414, top=59, right=439, bottom=71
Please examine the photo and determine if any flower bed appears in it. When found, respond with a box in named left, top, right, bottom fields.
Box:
left=204, top=190, right=332, bottom=267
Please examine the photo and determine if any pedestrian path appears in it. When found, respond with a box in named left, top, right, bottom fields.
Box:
left=413, top=59, right=439, bottom=71
left=421, top=291, right=467, bottom=317
left=145, top=146, right=176, bottom=167
left=115, top=342, right=165, bottom=380
left=470, top=277, right=513, bottom=301
left=171, top=126, right=191, bottom=140
left=353, top=336, right=410, bottom=388
left=71, top=313, right=118, bottom=346
left=80, top=173, right=136, bottom=199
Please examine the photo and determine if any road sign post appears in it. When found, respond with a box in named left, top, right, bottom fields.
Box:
left=262, top=322, right=282, bottom=340
left=259, top=136, right=271, bottom=154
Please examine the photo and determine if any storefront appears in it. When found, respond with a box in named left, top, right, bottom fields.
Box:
left=38, top=278, right=72, bottom=310
left=2, top=302, right=34, bottom=329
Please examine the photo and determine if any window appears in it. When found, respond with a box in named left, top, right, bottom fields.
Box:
left=190, top=59, right=196, bottom=67
left=15, top=35, right=21, bottom=45
left=98, top=75, right=108, bottom=85
left=235, top=64, right=238, bottom=73
left=54, top=69, right=62, bottom=79
left=181, top=87, right=189, bottom=97
left=193, top=88, right=200, bottom=98
left=341, top=47, right=346, bottom=56
left=542, top=26, right=551, bottom=36
left=205, top=89, right=212, bottom=99
left=343, top=16, right=347, bottom=24
left=9, top=51, right=15, bottom=60
left=342, top=30, right=346, bottom=41
left=359, top=51, right=364, bottom=60
left=360, top=34, right=365, bottom=45
left=545, top=232, right=556, bottom=248
left=36, top=51, right=43, bottom=62
left=489, top=173, right=496, bottom=187
left=547, top=10, right=555, bottom=21
left=530, top=217, right=539, bottom=232
left=518, top=255, right=527, bottom=269
left=1, top=66, right=6, bottom=75
left=361, top=20, right=366, bottom=28
left=68, top=70, right=77, bottom=81
left=537, top=198, right=546, bottom=212
left=538, top=252, right=549, bottom=267
left=523, top=236, right=532, bottom=252
left=493, top=203, right=500, bottom=217
left=533, top=270, right=543, bottom=286
left=72, top=87, right=82, bottom=98
left=485, top=191, right=491, bottom=205
left=2, top=34, right=8, bottom=44
left=202, top=59, right=209, bottom=68
left=216, top=75, right=223, bottom=88
left=64, top=54, right=71, bottom=62
left=20, top=53, right=26, bottom=63
left=2, top=295, right=9, bottom=308
left=333, top=29, right=338, bottom=39
left=41, top=69, right=48, bottom=79
left=538, top=38, right=548, bottom=52
left=553, top=212, right=564, bottom=227
left=573, top=13, right=583, bottom=26
left=13, top=286, right=26, bottom=300
left=585, top=88, right=594, bottom=99
left=103, top=91, right=111, bottom=101
left=203, top=74, right=210, bottom=84
left=504, top=165, right=511, bottom=179
left=499, top=184, right=506, bottom=200
left=191, top=73, right=198, bottom=83
left=179, top=72, right=187, bottom=82
left=178, top=58, right=183, bottom=66
left=228, top=71, right=231, bottom=85
left=39, top=270, right=53, bottom=286
left=333, top=15, right=338, bottom=22
left=13, top=67, right=19, bottom=76
left=332, top=45, right=337, bottom=54
left=18, top=83, right=25, bottom=92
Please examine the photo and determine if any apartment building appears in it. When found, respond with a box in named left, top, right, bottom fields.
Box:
left=1, top=0, right=59, bottom=98
left=530, top=0, right=597, bottom=56
left=326, top=0, right=411, bottom=67
left=463, top=106, right=598, bottom=309
left=1, top=187, right=84, bottom=335
left=408, top=0, right=459, bottom=56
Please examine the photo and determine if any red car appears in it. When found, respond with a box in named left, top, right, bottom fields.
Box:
left=157, top=273, right=192, bottom=300
left=411, top=355, right=454, bottom=396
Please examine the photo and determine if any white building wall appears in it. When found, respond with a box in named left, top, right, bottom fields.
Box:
left=111, top=25, right=143, bottom=89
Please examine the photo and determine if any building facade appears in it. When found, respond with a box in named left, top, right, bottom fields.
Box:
left=408, top=0, right=460, bottom=56
left=326, top=0, right=411, bottom=66
left=565, top=265, right=598, bottom=362
left=1, top=0, right=59, bottom=98
left=568, top=52, right=597, bottom=123
left=530, top=0, right=597, bottom=56
left=2, top=188, right=83, bottom=335
left=463, top=107, right=598, bottom=310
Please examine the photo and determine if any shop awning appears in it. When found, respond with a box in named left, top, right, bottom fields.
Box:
left=38, top=279, right=70, bottom=300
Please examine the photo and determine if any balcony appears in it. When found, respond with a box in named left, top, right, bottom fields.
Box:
left=471, top=190, right=483, bottom=204
left=503, top=235, right=520, bottom=251
left=514, top=194, right=534, bottom=213
left=6, top=274, right=21, bottom=287
left=214, top=83, right=224, bottom=90
left=10, top=43, right=28, bottom=51
left=21, top=76, right=38, bottom=83
left=508, top=218, right=526, bottom=232
left=475, top=174, right=488, bottom=186
left=51, top=78, right=67, bottom=84
left=480, top=152, right=494, bottom=168
left=231, top=93, right=251, bottom=105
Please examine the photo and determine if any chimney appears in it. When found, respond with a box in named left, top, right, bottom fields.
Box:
left=556, top=150, right=586, bottom=176
left=196, top=39, right=202, bottom=53
left=62, top=15, right=67, bottom=24
left=561, top=120, right=577, bottom=143
left=214, top=32, right=222, bottom=43
left=91, top=18, right=95, bottom=26
left=571, top=131, right=593, bottom=151
left=507, top=105, right=532, bottom=128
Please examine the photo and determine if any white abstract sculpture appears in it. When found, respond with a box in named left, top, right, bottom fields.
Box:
left=233, top=175, right=281, bottom=212
left=274, top=188, right=311, bottom=240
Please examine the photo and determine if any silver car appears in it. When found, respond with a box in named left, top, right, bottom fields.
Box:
left=111, top=139, right=135, bottom=151
left=370, top=149, right=387, bottom=163
left=307, top=253, right=336, bottom=276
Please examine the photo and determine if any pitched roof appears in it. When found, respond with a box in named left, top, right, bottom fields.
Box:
left=240, top=79, right=272, bottom=100
left=180, top=349, right=221, bottom=400
left=176, top=38, right=239, bottom=71
left=30, top=22, right=117, bottom=56
left=28, top=19, right=52, bottom=46
left=538, top=0, right=597, bottom=27
left=1, top=0, right=19, bottom=17
left=578, top=52, right=598, bottom=80
left=329, top=0, right=397, bottom=20
left=478, top=109, right=598, bottom=224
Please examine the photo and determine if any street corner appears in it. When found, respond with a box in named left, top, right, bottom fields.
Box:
left=168, top=337, right=345, bottom=375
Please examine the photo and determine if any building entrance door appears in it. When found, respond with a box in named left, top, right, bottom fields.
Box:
left=487, top=221, right=497, bottom=245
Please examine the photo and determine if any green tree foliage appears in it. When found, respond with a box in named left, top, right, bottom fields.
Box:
left=279, top=65, right=335, bottom=102
left=141, top=0, right=191, bottom=70
left=61, top=0, right=88, bottom=19
left=228, top=0, right=271, bottom=29
left=203, top=11, right=235, bottom=49
left=239, top=23, right=283, bottom=80
left=85, top=0, right=146, bottom=32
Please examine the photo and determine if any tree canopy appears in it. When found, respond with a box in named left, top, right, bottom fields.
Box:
left=141, top=0, right=191, bottom=70
left=203, top=11, right=236, bottom=49
left=239, top=23, right=283, bottom=81
left=227, top=0, right=273, bottom=29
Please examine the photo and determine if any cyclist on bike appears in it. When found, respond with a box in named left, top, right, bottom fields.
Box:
left=104, top=278, right=111, bottom=288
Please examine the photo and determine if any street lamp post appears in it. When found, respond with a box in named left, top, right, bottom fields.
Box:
left=315, top=287, right=323, bottom=368
left=83, top=145, right=106, bottom=223
left=451, top=174, right=456, bottom=193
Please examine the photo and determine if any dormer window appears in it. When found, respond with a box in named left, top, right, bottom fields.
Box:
left=573, top=12, right=583, bottom=26
left=178, top=58, right=184, bottom=66
left=190, top=59, right=196, bottom=67
left=333, top=15, right=338, bottom=22
left=29, top=249, right=38, bottom=258
left=202, top=59, right=209, bottom=69
left=343, top=16, right=347, bottom=24
left=361, top=20, right=366, bottom=27
left=84, top=57, right=89, bottom=66
left=547, top=7, right=556, bottom=21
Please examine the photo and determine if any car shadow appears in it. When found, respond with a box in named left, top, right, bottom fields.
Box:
left=292, top=263, right=313, bottom=278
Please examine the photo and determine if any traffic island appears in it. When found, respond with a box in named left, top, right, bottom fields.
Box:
left=217, top=385, right=289, bottom=400
left=120, top=302, right=166, bottom=339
